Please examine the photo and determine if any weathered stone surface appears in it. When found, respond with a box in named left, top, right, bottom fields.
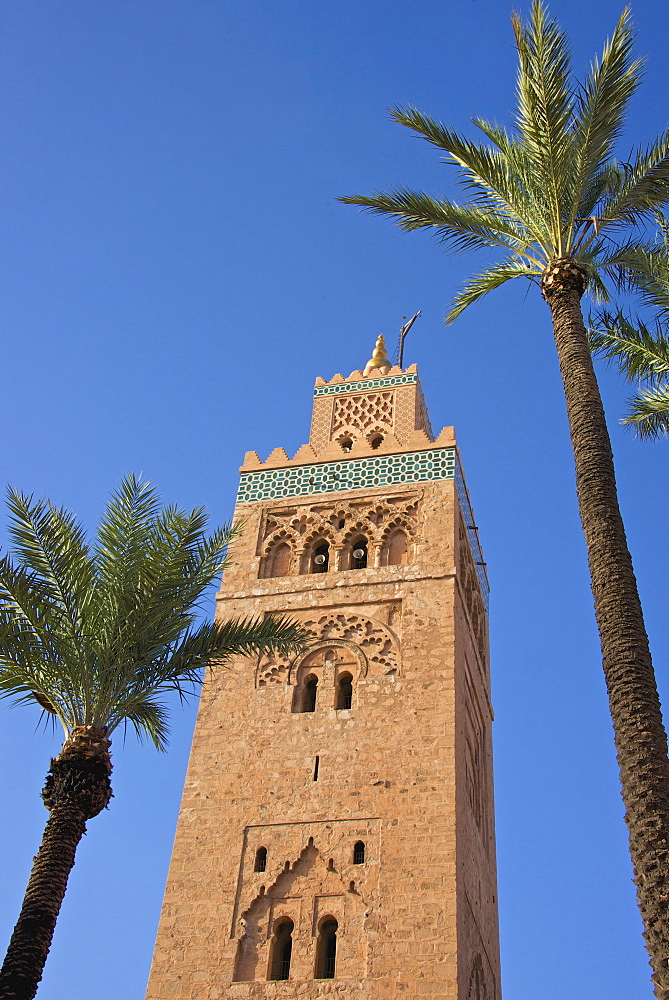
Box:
left=146, top=363, right=500, bottom=1000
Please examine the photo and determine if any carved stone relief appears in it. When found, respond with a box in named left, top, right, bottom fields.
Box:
left=256, top=610, right=400, bottom=687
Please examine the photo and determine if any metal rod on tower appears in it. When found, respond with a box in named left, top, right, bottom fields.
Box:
left=397, top=310, right=421, bottom=369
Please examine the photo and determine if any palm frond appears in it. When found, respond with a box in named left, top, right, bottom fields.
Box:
left=388, top=107, right=550, bottom=243
left=446, top=260, right=539, bottom=324
left=512, top=1, right=574, bottom=251
left=597, top=131, right=669, bottom=230
left=122, top=697, right=171, bottom=750
left=622, top=383, right=669, bottom=438
left=613, top=243, right=669, bottom=322
left=5, top=488, right=96, bottom=639
left=588, top=310, right=669, bottom=379
left=339, top=188, right=531, bottom=256
left=0, top=477, right=302, bottom=747
left=567, top=7, right=640, bottom=242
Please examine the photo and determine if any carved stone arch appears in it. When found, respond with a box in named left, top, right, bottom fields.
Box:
left=338, top=521, right=376, bottom=570
left=262, top=526, right=300, bottom=556
left=364, top=501, right=396, bottom=527
left=327, top=501, right=358, bottom=532
left=340, top=518, right=377, bottom=544
left=301, top=612, right=399, bottom=674
left=378, top=514, right=416, bottom=544
left=288, top=639, right=368, bottom=685
left=288, top=516, right=307, bottom=535
left=256, top=651, right=295, bottom=687
left=365, top=424, right=388, bottom=448
left=333, top=428, right=357, bottom=452
left=233, top=838, right=367, bottom=984
left=261, top=529, right=300, bottom=579
left=256, top=611, right=400, bottom=686
left=301, top=524, right=337, bottom=550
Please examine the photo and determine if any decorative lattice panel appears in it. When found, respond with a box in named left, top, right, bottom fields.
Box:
left=332, top=392, right=394, bottom=436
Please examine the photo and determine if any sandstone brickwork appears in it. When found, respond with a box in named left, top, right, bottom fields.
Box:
left=146, top=352, right=501, bottom=1000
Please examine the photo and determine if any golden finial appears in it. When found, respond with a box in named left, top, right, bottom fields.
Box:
left=363, top=334, right=391, bottom=377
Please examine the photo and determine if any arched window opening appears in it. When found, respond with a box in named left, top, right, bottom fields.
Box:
left=268, top=542, right=292, bottom=578
left=351, top=539, right=368, bottom=569
left=353, top=841, right=365, bottom=865
left=269, top=919, right=294, bottom=981
left=314, top=917, right=339, bottom=979
left=254, top=847, right=267, bottom=872
left=340, top=438, right=353, bottom=453
left=383, top=529, right=409, bottom=567
left=315, top=918, right=338, bottom=980
left=303, top=674, right=318, bottom=713
left=336, top=672, right=353, bottom=710
left=312, top=542, right=329, bottom=573
left=370, top=434, right=384, bottom=449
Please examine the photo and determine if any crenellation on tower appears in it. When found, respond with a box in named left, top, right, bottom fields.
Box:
left=146, top=336, right=500, bottom=1000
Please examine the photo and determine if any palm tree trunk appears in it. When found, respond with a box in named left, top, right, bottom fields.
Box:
left=543, top=259, right=669, bottom=1000
left=0, top=802, right=88, bottom=1000
left=0, top=728, right=112, bottom=1000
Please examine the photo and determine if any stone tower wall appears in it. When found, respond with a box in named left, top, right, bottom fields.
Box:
left=146, top=362, right=500, bottom=1000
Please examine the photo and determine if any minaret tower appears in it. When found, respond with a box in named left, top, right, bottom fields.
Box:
left=146, top=338, right=501, bottom=1000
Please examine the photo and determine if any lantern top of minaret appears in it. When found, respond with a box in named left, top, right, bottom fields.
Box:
left=363, top=334, right=391, bottom=377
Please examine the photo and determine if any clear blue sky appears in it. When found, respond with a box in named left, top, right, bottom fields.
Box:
left=1, top=1, right=669, bottom=998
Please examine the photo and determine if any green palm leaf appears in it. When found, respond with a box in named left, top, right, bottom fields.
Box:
left=0, top=476, right=310, bottom=743
left=589, top=308, right=669, bottom=438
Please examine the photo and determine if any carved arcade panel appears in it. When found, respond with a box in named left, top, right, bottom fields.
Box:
left=231, top=821, right=378, bottom=984
left=256, top=608, right=401, bottom=689
left=259, top=495, right=419, bottom=578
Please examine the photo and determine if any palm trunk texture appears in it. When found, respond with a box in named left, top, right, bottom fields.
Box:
left=0, top=728, right=112, bottom=1000
left=543, top=259, right=669, bottom=998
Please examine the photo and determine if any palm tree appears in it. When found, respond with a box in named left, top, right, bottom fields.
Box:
left=341, top=4, right=669, bottom=995
left=0, top=475, right=308, bottom=1000
left=589, top=232, right=669, bottom=438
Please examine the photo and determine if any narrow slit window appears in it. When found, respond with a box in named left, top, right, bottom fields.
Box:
left=353, top=840, right=365, bottom=865
left=254, top=846, right=267, bottom=872
left=336, top=673, right=353, bottom=710
left=313, top=755, right=320, bottom=781
left=269, top=919, right=294, bottom=981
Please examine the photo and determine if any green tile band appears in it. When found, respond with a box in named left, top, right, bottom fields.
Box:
left=235, top=446, right=489, bottom=608
left=313, top=373, right=418, bottom=397
left=236, top=448, right=456, bottom=504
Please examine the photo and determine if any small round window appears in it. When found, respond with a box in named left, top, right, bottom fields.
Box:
left=370, top=435, right=384, bottom=449
left=340, top=438, right=353, bottom=453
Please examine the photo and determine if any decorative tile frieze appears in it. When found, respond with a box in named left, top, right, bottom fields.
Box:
left=236, top=448, right=456, bottom=504
left=313, top=373, right=418, bottom=397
